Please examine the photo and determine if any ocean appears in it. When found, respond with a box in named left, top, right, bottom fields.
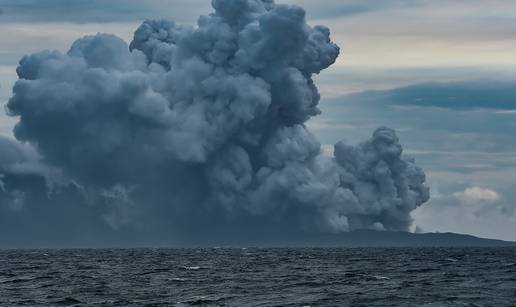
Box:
left=1, top=248, right=515, bottom=306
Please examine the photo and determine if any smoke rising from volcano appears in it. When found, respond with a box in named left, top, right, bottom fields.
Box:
left=1, top=0, right=428, bottom=246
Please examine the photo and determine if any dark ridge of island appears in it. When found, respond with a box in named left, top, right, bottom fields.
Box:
left=298, top=230, right=516, bottom=248
left=2, top=230, right=516, bottom=249
left=188, top=230, right=516, bottom=248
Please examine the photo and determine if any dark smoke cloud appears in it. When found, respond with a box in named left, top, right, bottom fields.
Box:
left=1, top=0, right=429, bottom=246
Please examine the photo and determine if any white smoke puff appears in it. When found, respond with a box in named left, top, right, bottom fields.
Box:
left=0, top=137, right=36, bottom=170
left=100, top=185, right=139, bottom=230
left=4, top=0, right=429, bottom=238
left=0, top=137, right=53, bottom=186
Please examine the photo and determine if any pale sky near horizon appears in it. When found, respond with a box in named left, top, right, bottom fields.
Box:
left=1, top=0, right=516, bottom=241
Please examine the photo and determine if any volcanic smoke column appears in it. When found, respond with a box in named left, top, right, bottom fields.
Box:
left=5, top=0, right=429, bottom=237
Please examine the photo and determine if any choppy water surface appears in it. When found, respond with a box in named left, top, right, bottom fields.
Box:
left=1, top=248, right=515, bottom=306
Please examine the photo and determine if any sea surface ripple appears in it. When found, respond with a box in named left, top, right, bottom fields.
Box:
left=0, top=248, right=515, bottom=306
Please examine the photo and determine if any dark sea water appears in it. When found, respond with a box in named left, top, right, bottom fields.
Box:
left=1, top=248, right=515, bottom=306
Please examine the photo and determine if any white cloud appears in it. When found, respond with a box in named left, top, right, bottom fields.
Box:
left=453, top=187, right=501, bottom=204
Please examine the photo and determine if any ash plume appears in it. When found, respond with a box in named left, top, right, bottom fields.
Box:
left=1, top=0, right=428, bottom=245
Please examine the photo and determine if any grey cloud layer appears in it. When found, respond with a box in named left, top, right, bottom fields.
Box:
left=0, top=0, right=417, bottom=23
left=0, top=0, right=210, bottom=23
left=1, top=0, right=428, bottom=246
left=342, top=81, right=516, bottom=110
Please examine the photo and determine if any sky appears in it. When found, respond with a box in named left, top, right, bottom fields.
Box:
left=0, top=0, right=515, bottom=243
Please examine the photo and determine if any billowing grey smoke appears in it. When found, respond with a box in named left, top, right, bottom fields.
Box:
left=2, top=0, right=429, bottom=246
